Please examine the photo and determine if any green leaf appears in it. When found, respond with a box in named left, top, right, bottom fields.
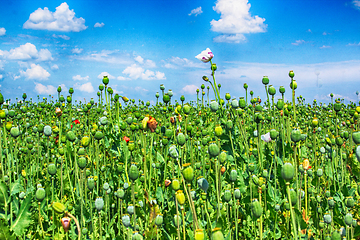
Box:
left=157, top=152, right=165, bottom=164
left=10, top=192, right=32, bottom=236
left=0, top=218, right=16, bottom=240
left=10, top=180, right=21, bottom=197
left=0, top=181, right=8, bottom=208
left=156, top=186, right=164, bottom=203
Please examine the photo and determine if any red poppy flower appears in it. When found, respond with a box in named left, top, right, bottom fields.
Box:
left=73, top=119, right=80, bottom=124
left=123, top=136, right=130, bottom=143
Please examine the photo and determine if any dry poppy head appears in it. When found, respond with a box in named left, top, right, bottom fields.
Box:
left=61, top=216, right=71, bottom=232
left=164, top=179, right=171, bottom=187
left=170, top=116, right=175, bottom=124
left=147, top=116, right=158, bottom=132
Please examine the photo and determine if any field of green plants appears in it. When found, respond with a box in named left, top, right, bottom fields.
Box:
left=1, top=49, right=360, bottom=240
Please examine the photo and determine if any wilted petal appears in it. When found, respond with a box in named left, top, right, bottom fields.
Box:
left=261, top=132, right=272, bottom=143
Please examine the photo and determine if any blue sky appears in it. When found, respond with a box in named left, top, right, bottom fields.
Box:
left=1, top=0, right=360, bottom=105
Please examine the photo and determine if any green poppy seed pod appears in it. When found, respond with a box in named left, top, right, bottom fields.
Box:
left=180, top=95, right=185, bottom=102
left=52, top=202, right=66, bottom=214
left=169, top=145, right=179, bottom=159
left=270, top=129, right=279, bottom=140
left=228, top=169, right=237, bottom=182
left=163, top=94, right=170, bottom=104
left=59, top=95, right=65, bottom=102
left=122, top=214, right=131, bottom=227
left=87, top=177, right=95, bottom=191
left=290, top=129, right=302, bottom=142
left=223, top=190, right=232, bottom=203
left=243, top=83, right=248, bottom=89
left=201, top=84, right=205, bottom=90
left=289, top=70, right=295, bottom=78
left=182, top=163, right=194, bottom=183
left=352, top=131, right=360, bottom=144
left=160, top=84, right=165, bottom=91
left=353, top=219, right=357, bottom=228
left=251, top=199, right=263, bottom=219
left=214, top=125, right=223, bottom=137
left=102, top=76, right=109, bottom=86
left=194, top=229, right=205, bottom=240
left=210, top=100, right=219, bottom=112
left=262, top=76, right=269, bottom=85
left=197, top=177, right=209, bottom=192
left=10, top=126, right=21, bottom=138
left=22, top=93, right=27, bottom=100
left=47, top=163, right=57, bottom=176
left=248, top=162, right=256, bottom=173
left=239, top=97, right=246, bottom=109
left=218, top=151, right=227, bottom=164
left=173, top=214, right=182, bottom=226
left=69, top=87, right=74, bottom=94
left=81, top=136, right=90, bottom=147
left=290, top=188, right=298, bottom=206
left=177, top=133, right=186, bottom=146
left=57, top=86, right=62, bottom=93
left=281, top=162, right=295, bottom=182
left=77, top=157, right=86, bottom=170
left=268, top=85, right=276, bottom=96
left=212, top=228, right=224, bottom=240
left=129, top=164, right=139, bottom=181
left=231, top=98, right=239, bottom=108
left=66, top=131, right=76, bottom=142
left=290, top=80, right=297, bottom=90
left=317, top=168, right=323, bottom=177
left=35, top=188, right=46, bottom=202
left=323, top=213, right=332, bottom=224
left=94, top=131, right=104, bottom=140
left=172, top=178, right=181, bottom=191
left=345, top=213, right=353, bottom=226
left=176, top=190, right=186, bottom=205
left=183, top=104, right=191, bottom=114
left=168, top=89, right=174, bottom=97
left=127, top=205, right=135, bottom=215
left=208, top=142, right=220, bottom=158
left=155, top=92, right=160, bottom=99
left=0, top=92, right=4, bottom=105
left=107, top=87, right=113, bottom=94
left=66, top=95, right=72, bottom=103
left=155, top=214, right=163, bottom=226
left=95, top=197, right=104, bottom=211
left=328, top=197, right=335, bottom=208
left=225, top=93, right=231, bottom=101
left=345, top=196, right=355, bottom=208
left=330, top=230, right=340, bottom=240
left=234, top=188, right=241, bottom=200
left=116, top=189, right=125, bottom=199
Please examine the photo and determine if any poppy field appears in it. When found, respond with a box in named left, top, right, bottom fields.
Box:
left=1, top=49, right=360, bottom=240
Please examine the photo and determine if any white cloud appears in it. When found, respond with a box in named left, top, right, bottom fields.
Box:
left=20, top=63, right=50, bottom=80
left=163, top=57, right=205, bottom=69
left=0, top=43, right=53, bottom=61
left=34, top=82, right=56, bottom=94
left=94, top=22, right=104, bottom=28
left=72, top=48, right=83, bottom=54
left=347, top=42, right=360, bottom=46
left=292, top=40, right=306, bottom=46
left=210, top=0, right=267, bottom=43
left=145, top=59, right=156, bottom=68
left=122, top=64, right=165, bottom=80
left=117, top=76, right=130, bottom=81
left=74, top=82, right=94, bottom=93
left=76, top=50, right=132, bottom=65
left=0, top=74, right=3, bottom=79
left=182, top=85, right=199, bottom=94
left=0, top=27, right=5, bottom=36
left=51, top=64, right=59, bottom=70
left=97, top=72, right=115, bottom=79
left=319, top=45, right=331, bottom=49
left=189, top=7, right=203, bottom=16
left=23, top=2, right=87, bottom=32
left=52, top=34, right=70, bottom=40
left=72, top=74, right=89, bottom=81
left=213, top=34, right=247, bottom=43
left=134, top=56, right=144, bottom=64
left=353, top=0, right=360, bottom=9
